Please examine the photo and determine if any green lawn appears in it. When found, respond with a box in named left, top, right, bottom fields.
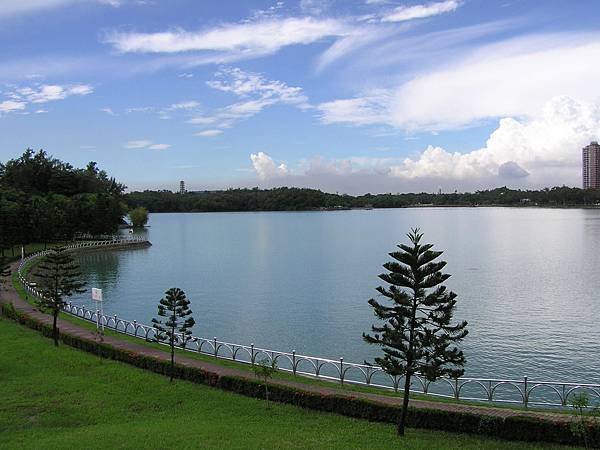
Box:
left=0, top=317, right=577, bottom=449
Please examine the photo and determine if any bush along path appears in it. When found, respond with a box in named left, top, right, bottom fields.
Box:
left=1, top=263, right=598, bottom=448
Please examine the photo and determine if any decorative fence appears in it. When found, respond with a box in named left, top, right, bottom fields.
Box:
left=17, top=240, right=600, bottom=409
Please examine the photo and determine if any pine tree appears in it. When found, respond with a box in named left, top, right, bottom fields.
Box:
left=33, top=247, right=86, bottom=346
left=364, top=228, right=468, bottom=436
left=152, top=287, right=195, bottom=382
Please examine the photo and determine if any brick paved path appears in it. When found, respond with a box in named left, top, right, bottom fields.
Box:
left=0, top=261, right=572, bottom=423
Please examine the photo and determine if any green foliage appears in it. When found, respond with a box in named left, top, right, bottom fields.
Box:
left=32, top=247, right=86, bottom=346
left=0, top=256, right=10, bottom=285
left=152, top=287, right=195, bottom=381
left=0, top=149, right=127, bottom=251
left=364, top=228, right=468, bottom=436
left=128, top=206, right=149, bottom=228
left=569, top=392, right=600, bottom=449
left=252, top=358, right=278, bottom=407
left=125, top=185, right=600, bottom=213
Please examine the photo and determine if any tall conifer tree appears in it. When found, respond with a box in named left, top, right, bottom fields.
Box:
left=364, top=228, right=468, bottom=436
left=152, top=287, right=195, bottom=382
left=33, top=247, right=86, bottom=346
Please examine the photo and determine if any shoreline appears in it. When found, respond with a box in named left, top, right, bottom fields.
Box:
left=142, top=204, right=600, bottom=214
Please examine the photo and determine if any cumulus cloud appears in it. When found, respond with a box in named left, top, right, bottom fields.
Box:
left=15, top=84, right=93, bottom=103
left=384, top=97, right=598, bottom=185
left=317, top=32, right=600, bottom=131
left=0, top=100, right=27, bottom=113
left=498, top=161, right=529, bottom=179
left=124, top=139, right=171, bottom=150
left=250, top=152, right=289, bottom=179
left=250, top=97, right=599, bottom=190
left=381, top=1, right=461, bottom=23
left=0, top=82, right=93, bottom=116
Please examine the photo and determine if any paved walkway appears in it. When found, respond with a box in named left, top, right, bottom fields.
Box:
left=0, top=261, right=572, bottom=423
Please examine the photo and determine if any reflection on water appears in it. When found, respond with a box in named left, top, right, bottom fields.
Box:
left=70, top=208, right=600, bottom=384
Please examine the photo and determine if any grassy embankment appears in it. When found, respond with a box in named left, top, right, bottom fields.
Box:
left=0, top=316, right=577, bottom=450
left=11, top=256, right=569, bottom=413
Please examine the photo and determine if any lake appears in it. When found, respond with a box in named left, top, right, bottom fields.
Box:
left=71, top=208, right=600, bottom=384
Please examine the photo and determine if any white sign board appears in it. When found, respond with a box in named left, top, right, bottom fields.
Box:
left=91, top=288, right=103, bottom=302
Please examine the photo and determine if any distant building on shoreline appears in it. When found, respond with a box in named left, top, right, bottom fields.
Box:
left=582, top=141, right=600, bottom=189
left=179, top=180, right=186, bottom=194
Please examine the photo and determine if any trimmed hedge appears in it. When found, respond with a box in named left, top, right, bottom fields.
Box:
left=1, top=301, right=598, bottom=448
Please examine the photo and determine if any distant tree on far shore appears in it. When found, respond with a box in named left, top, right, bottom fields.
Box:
left=129, top=206, right=149, bottom=228
left=33, top=247, right=86, bottom=346
left=364, top=228, right=468, bottom=436
left=152, top=287, right=195, bottom=382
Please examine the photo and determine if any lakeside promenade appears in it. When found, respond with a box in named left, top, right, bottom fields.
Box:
left=0, top=260, right=575, bottom=424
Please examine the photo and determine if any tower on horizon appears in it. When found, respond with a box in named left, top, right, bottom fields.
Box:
left=179, top=180, right=186, bottom=194
left=583, top=141, right=600, bottom=189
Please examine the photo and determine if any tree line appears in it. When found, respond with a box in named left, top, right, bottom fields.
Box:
left=1, top=149, right=127, bottom=255
left=126, top=185, right=600, bottom=213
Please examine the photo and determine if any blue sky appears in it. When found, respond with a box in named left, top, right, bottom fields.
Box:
left=1, top=0, right=600, bottom=193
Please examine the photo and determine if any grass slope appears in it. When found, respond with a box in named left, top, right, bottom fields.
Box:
left=0, top=317, right=576, bottom=450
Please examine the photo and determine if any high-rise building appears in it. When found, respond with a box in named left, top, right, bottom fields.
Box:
left=179, top=180, right=186, bottom=194
left=583, top=142, right=600, bottom=189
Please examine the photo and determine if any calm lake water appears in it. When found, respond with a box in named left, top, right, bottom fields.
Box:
left=71, top=208, right=600, bottom=384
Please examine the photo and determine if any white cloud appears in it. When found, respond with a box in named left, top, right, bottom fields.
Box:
left=207, top=67, right=307, bottom=106
left=0, top=82, right=92, bottom=116
left=124, top=140, right=171, bottom=150
left=318, top=91, right=391, bottom=126
left=250, top=97, right=599, bottom=190
left=147, top=143, right=171, bottom=150
left=15, top=84, right=93, bottom=104
left=167, top=100, right=200, bottom=111
left=124, top=139, right=153, bottom=149
left=317, top=33, right=600, bottom=131
left=250, top=152, right=289, bottom=179
left=381, top=0, right=461, bottom=23
left=0, top=100, right=26, bottom=112
left=103, top=16, right=348, bottom=61
left=100, top=107, right=117, bottom=115
left=379, top=96, right=599, bottom=185
left=187, top=67, right=308, bottom=135
left=195, top=129, right=223, bottom=137
left=178, top=73, right=194, bottom=78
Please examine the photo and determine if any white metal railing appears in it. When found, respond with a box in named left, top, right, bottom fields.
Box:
left=17, top=240, right=600, bottom=409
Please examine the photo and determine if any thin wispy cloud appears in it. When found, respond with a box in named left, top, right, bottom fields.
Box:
left=381, top=0, right=462, bottom=23
left=103, top=16, right=349, bottom=60
left=195, top=129, right=223, bottom=137
left=124, top=139, right=171, bottom=150
left=317, top=32, right=600, bottom=131
left=187, top=67, right=308, bottom=135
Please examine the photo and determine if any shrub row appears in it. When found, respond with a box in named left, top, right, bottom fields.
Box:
left=1, top=301, right=598, bottom=448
